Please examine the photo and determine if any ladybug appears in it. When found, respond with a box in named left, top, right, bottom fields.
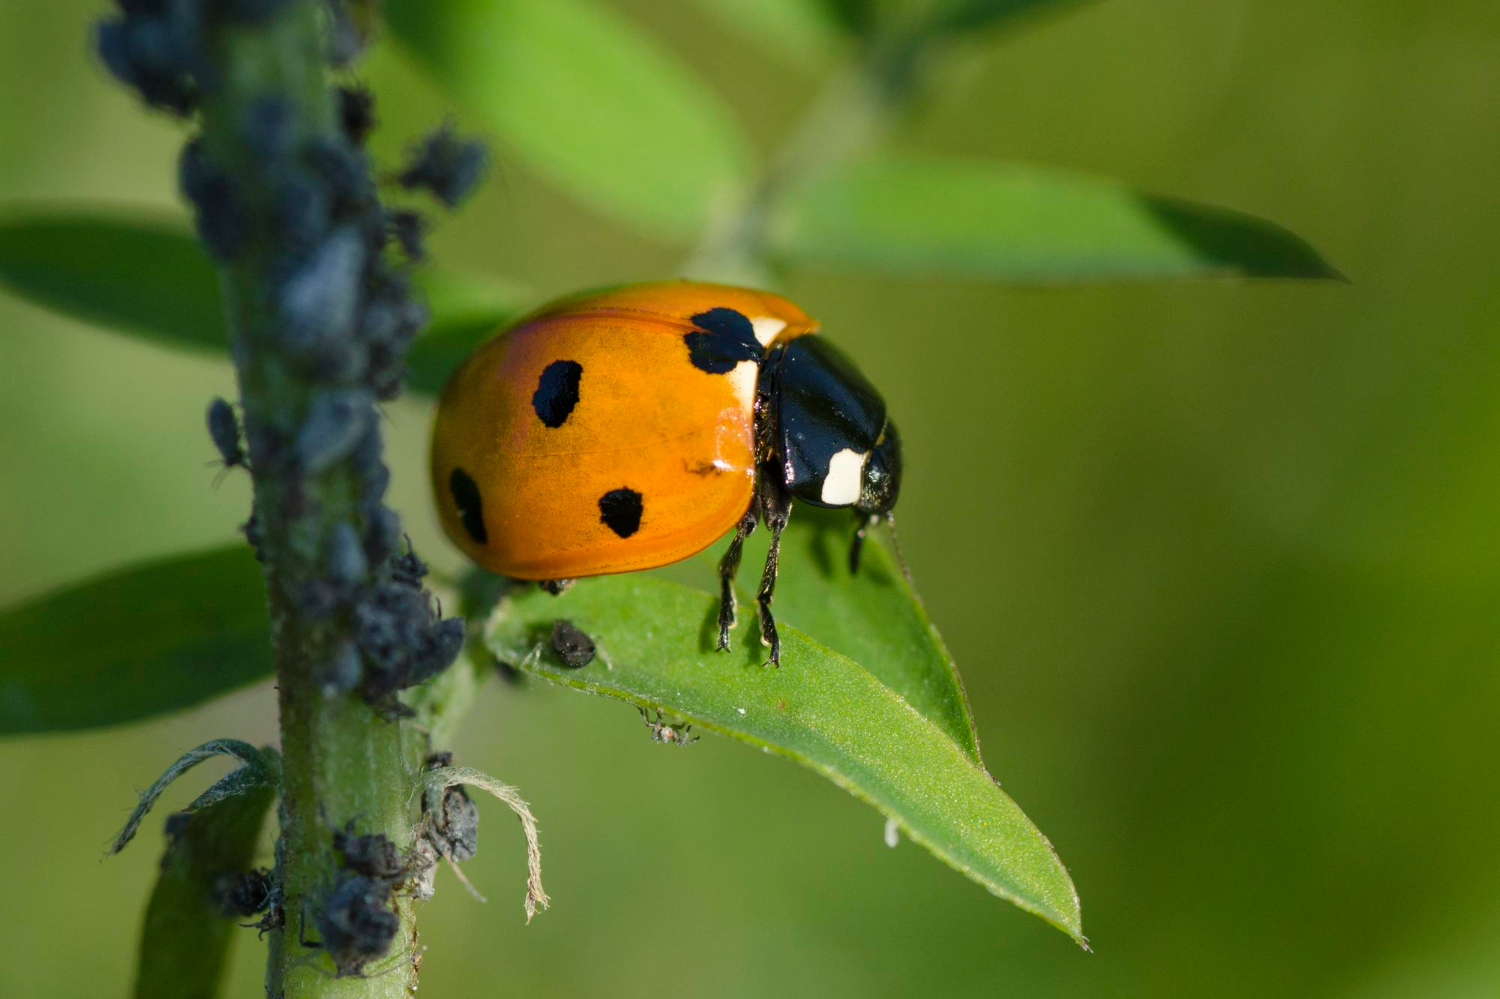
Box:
left=430, top=281, right=902, bottom=666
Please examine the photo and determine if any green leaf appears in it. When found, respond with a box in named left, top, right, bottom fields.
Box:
left=0, top=547, right=271, bottom=736
left=0, top=210, right=524, bottom=397
left=692, top=508, right=981, bottom=759
left=127, top=746, right=278, bottom=999
left=487, top=571, right=1082, bottom=941
left=771, top=154, right=1342, bottom=281
left=385, top=0, right=753, bottom=236
left=930, top=0, right=1097, bottom=36
left=111, top=739, right=278, bottom=854
left=0, top=209, right=225, bottom=352
left=689, top=0, right=852, bottom=65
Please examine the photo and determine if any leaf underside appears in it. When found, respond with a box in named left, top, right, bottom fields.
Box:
left=0, top=546, right=271, bottom=736
left=385, top=0, right=751, bottom=236
left=773, top=154, right=1342, bottom=281
left=132, top=776, right=275, bottom=999
left=487, top=515, right=1082, bottom=942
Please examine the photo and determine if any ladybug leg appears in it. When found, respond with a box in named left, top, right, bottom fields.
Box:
left=755, top=478, right=793, bottom=667
left=849, top=512, right=879, bottom=574
left=716, top=497, right=760, bottom=652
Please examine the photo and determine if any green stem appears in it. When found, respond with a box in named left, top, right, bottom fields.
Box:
left=192, top=5, right=449, bottom=996
left=684, top=31, right=929, bottom=284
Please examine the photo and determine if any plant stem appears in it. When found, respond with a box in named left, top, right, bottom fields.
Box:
left=193, top=5, right=432, bottom=995
left=684, top=31, right=930, bottom=284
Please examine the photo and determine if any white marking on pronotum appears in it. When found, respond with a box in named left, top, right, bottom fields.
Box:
left=750, top=316, right=787, bottom=346
left=727, top=358, right=758, bottom=411
left=821, top=447, right=868, bottom=506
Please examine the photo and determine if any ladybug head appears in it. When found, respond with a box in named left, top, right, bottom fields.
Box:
left=856, top=420, right=902, bottom=516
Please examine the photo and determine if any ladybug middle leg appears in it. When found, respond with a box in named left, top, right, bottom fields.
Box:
left=754, top=470, right=793, bottom=667
left=716, top=496, right=760, bottom=651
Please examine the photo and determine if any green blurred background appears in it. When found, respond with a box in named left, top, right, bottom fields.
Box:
left=3, top=1, right=1499, bottom=996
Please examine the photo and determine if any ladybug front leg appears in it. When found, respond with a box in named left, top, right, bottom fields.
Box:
left=848, top=512, right=880, bottom=574
left=715, top=497, right=760, bottom=651
left=755, top=474, right=793, bottom=667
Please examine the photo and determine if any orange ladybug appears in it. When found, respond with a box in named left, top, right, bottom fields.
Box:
left=430, top=281, right=902, bottom=665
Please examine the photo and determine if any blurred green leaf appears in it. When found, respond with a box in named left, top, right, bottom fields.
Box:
left=488, top=572, right=1082, bottom=941
left=385, top=0, right=752, bottom=236
left=0, top=547, right=270, bottom=735
left=771, top=154, right=1342, bottom=281
left=931, top=0, right=1096, bottom=35
left=0, top=210, right=523, bottom=397
left=132, top=767, right=276, bottom=999
left=822, top=0, right=877, bottom=35
left=0, top=210, right=224, bottom=352
left=690, top=0, right=852, bottom=64
left=691, top=508, right=982, bottom=759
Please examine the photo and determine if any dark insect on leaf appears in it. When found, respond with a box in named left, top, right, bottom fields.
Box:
left=242, top=508, right=266, bottom=562
left=312, top=873, right=399, bottom=978
left=389, top=538, right=429, bottom=589
left=205, top=397, right=245, bottom=473
left=422, top=753, right=480, bottom=863
left=639, top=707, right=698, bottom=746
left=211, top=868, right=272, bottom=918
left=325, top=522, right=368, bottom=587
left=325, top=0, right=371, bottom=65
left=294, top=388, right=374, bottom=473
left=278, top=227, right=367, bottom=353
left=271, top=172, right=333, bottom=252
left=303, top=136, right=375, bottom=218
left=178, top=140, right=244, bottom=260
left=362, top=506, right=402, bottom=564
left=333, top=826, right=407, bottom=881
left=94, top=15, right=198, bottom=114
left=338, top=84, right=377, bottom=145
left=353, top=582, right=464, bottom=701
left=386, top=209, right=425, bottom=260
left=397, top=125, right=488, bottom=208
left=549, top=619, right=595, bottom=668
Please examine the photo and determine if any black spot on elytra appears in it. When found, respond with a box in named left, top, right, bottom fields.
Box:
left=449, top=468, right=487, bottom=544
left=685, top=307, right=761, bottom=374
left=532, top=359, right=583, bottom=428
left=598, top=487, right=643, bottom=538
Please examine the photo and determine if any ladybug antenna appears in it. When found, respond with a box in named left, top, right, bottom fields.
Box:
left=885, top=512, right=914, bottom=588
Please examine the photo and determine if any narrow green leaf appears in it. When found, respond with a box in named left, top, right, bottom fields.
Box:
left=0, top=210, right=524, bottom=396
left=385, top=0, right=753, bottom=236
left=691, top=508, right=981, bottom=760
left=931, top=0, right=1097, bottom=36
left=772, top=154, right=1342, bottom=281
left=0, top=209, right=224, bottom=351
left=111, top=740, right=275, bottom=853
left=0, top=547, right=271, bottom=736
left=132, top=758, right=276, bottom=999
left=689, top=0, right=850, bottom=65
left=487, top=575, right=1082, bottom=941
